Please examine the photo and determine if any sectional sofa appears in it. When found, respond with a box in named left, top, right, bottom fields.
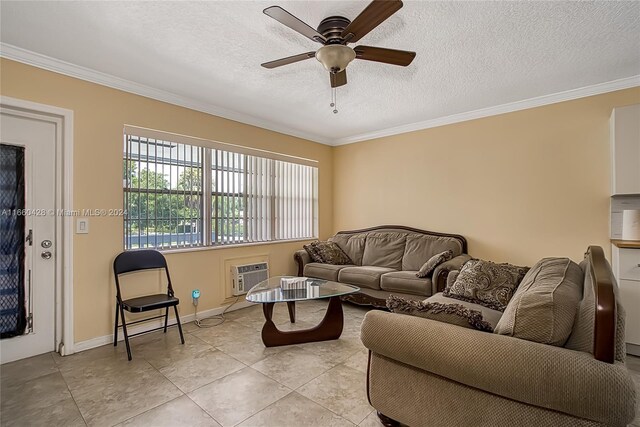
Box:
left=361, top=246, right=637, bottom=427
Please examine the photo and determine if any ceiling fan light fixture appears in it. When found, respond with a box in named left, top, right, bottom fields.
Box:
left=315, top=45, right=356, bottom=73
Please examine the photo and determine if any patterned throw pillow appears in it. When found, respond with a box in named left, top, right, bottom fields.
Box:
left=387, top=296, right=493, bottom=332
left=443, top=259, right=529, bottom=312
left=303, top=241, right=353, bottom=265
left=416, top=250, right=454, bottom=278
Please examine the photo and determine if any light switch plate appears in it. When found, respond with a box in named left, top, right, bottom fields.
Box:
left=76, top=218, right=89, bottom=234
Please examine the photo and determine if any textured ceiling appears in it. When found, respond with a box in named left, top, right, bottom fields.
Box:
left=1, top=1, right=639, bottom=144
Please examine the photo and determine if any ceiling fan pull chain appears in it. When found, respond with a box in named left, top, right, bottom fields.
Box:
left=331, top=88, right=338, bottom=114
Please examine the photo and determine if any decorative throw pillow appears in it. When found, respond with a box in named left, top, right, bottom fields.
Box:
left=446, top=270, right=460, bottom=288
left=303, top=242, right=323, bottom=263
left=416, top=250, right=454, bottom=278
left=443, top=259, right=529, bottom=311
left=303, top=241, right=353, bottom=265
left=387, top=296, right=493, bottom=332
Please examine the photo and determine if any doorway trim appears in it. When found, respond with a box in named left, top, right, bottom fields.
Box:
left=0, top=95, right=74, bottom=356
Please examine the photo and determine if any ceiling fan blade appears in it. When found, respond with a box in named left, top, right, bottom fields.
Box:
left=264, top=6, right=327, bottom=44
left=261, top=52, right=316, bottom=69
left=354, top=45, right=416, bottom=66
left=330, top=70, right=347, bottom=88
left=341, top=0, right=403, bottom=43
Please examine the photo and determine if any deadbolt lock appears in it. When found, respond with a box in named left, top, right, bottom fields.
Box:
left=41, top=240, right=52, bottom=248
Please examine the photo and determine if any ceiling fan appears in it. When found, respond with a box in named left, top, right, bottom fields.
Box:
left=261, top=0, right=416, bottom=89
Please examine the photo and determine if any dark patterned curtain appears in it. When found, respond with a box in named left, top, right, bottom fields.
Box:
left=0, top=144, right=27, bottom=338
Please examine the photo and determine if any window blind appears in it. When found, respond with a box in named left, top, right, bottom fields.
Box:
left=123, top=128, right=318, bottom=250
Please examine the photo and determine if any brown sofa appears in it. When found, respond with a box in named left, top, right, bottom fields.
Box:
left=294, top=225, right=469, bottom=307
left=362, top=246, right=637, bottom=427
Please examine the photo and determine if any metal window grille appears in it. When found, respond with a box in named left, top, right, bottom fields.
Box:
left=123, top=131, right=318, bottom=251
left=123, top=135, right=203, bottom=250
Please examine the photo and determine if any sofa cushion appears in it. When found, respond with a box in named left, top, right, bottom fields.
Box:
left=416, top=250, right=454, bottom=278
left=495, top=258, right=583, bottom=347
left=402, top=234, right=463, bottom=271
left=387, top=295, right=493, bottom=332
left=329, top=233, right=367, bottom=266
left=303, top=241, right=352, bottom=265
left=443, top=259, right=529, bottom=311
left=426, top=293, right=503, bottom=329
left=380, top=271, right=432, bottom=296
left=361, top=232, right=407, bottom=269
left=304, top=262, right=354, bottom=281
left=338, top=266, right=395, bottom=290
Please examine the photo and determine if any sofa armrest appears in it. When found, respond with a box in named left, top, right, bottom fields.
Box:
left=432, top=254, right=471, bottom=294
left=361, top=310, right=636, bottom=426
left=294, top=249, right=311, bottom=277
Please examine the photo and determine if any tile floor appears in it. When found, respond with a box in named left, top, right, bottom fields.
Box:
left=0, top=301, right=374, bottom=427
left=1, top=300, right=639, bottom=427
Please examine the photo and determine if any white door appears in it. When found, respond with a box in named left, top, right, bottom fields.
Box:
left=0, top=111, right=57, bottom=363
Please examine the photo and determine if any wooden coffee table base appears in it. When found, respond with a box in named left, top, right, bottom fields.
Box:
left=261, top=296, right=344, bottom=347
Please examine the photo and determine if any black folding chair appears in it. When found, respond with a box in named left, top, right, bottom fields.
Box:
left=113, top=250, right=185, bottom=360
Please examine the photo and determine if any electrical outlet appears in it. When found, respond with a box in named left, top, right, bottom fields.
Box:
left=192, top=289, right=200, bottom=306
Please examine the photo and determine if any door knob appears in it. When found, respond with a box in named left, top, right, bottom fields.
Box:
left=41, top=251, right=52, bottom=260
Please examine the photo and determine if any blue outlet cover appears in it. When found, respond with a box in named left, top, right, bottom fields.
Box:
left=192, top=289, right=200, bottom=299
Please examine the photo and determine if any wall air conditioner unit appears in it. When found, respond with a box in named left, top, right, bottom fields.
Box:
left=231, top=262, right=269, bottom=296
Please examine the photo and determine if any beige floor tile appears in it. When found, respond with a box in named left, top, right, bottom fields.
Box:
left=274, top=319, right=318, bottom=332
left=343, top=303, right=370, bottom=316
left=181, top=320, right=203, bottom=334
left=132, top=330, right=214, bottom=370
left=0, top=352, right=58, bottom=389
left=3, top=395, right=86, bottom=427
left=117, top=395, right=220, bottom=427
left=190, top=320, right=256, bottom=347
left=251, top=346, right=335, bottom=389
left=54, top=341, right=130, bottom=369
left=627, top=355, right=640, bottom=374
left=159, top=347, right=245, bottom=392
left=300, top=338, right=364, bottom=366
left=214, top=334, right=286, bottom=365
left=298, top=364, right=372, bottom=424
left=68, top=361, right=182, bottom=426
left=232, top=309, right=291, bottom=332
left=343, top=349, right=369, bottom=374
left=357, top=411, right=383, bottom=427
left=237, top=392, right=355, bottom=427
left=1, top=298, right=371, bottom=427
left=59, top=353, right=156, bottom=392
left=1, top=372, right=74, bottom=424
left=189, top=367, right=291, bottom=427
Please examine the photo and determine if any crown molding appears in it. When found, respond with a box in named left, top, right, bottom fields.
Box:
left=2, top=43, right=638, bottom=147
left=0, top=43, right=332, bottom=145
left=332, top=75, right=640, bottom=146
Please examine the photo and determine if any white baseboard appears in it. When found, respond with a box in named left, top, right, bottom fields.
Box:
left=71, top=299, right=254, bottom=354
left=626, top=343, right=640, bottom=357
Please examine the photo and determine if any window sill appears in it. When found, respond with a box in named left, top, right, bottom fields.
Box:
left=158, top=238, right=317, bottom=255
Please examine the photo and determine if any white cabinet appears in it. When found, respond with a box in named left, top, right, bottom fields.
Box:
left=612, top=245, right=640, bottom=353
left=610, top=104, right=640, bottom=196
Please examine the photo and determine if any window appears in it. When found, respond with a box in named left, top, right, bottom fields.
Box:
left=123, top=128, right=318, bottom=250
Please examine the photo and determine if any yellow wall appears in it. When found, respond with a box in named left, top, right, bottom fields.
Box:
left=333, top=88, right=640, bottom=266
left=0, top=58, right=333, bottom=343
left=3, top=56, right=639, bottom=345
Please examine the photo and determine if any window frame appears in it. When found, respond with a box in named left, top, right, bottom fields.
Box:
left=123, top=126, right=319, bottom=252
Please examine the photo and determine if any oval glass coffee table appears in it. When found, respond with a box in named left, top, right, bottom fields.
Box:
left=246, top=276, right=359, bottom=347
